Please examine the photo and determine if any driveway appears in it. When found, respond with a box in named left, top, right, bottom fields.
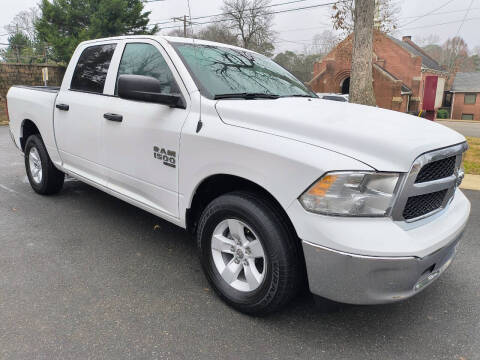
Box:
left=436, top=120, right=480, bottom=138
left=0, top=126, right=479, bottom=359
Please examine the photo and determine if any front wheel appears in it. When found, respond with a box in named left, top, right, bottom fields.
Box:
left=197, top=191, right=303, bottom=315
left=25, top=135, right=64, bottom=195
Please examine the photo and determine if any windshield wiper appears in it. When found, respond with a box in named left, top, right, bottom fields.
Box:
left=282, top=94, right=317, bottom=98
left=214, top=92, right=280, bottom=100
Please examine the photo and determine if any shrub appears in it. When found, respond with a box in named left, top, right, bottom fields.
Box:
left=437, top=108, right=449, bottom=119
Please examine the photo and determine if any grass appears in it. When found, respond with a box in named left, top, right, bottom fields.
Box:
left=465, top=137, right=480, bottom=175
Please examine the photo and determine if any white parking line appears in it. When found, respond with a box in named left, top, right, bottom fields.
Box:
left=0, top=184, right=20, bottom=194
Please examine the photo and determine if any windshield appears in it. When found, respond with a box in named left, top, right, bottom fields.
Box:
left=172, top=43, right=316, bottom=99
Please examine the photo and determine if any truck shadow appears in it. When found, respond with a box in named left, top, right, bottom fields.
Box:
left=53, top=180, right=473, bottom=356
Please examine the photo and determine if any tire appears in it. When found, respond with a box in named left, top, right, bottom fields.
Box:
left=25, top=134, right=64, bottom=195
left=197, top=191, right=303, bottom=315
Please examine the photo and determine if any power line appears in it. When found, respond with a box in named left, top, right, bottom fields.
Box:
left=151, top=0, right=344, bottom=28
left=399, top=0, right=457, bottom=28
left=154, top=1, right=343, bottom=31
left=448, top=0, right=475, bottom=74
left=150, top=0, right=331, bottom=25
left=401, top=16, right=480, bottom=31
left=401, top=7, right=480, bottom=19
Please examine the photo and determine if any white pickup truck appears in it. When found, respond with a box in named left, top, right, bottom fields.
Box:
left=7, top=36, right=471, bottom=315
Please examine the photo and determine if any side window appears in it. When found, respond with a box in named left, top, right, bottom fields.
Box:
left=71, top=44, right=116, bottom=93
left=464, top=93, right=476, bottom=105
left=116, top=43, right=178, bottom=95
left=461, top=114, right=474, bottom=120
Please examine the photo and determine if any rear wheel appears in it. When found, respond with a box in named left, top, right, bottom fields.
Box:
left=197, top=191, right=303, bottom=315
left=25, top=135, right=64, bottom=195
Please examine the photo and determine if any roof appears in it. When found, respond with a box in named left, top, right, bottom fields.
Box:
left=373, top=63, right=412, bottom=94
left=388, top=36, right=443, bottom=71
left=401, top=83, right=412, bottom=94
left=79, top=35, right=255, bottom=54
left=452, top=72, right=480, bottom=92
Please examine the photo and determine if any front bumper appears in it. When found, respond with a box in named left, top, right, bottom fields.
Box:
left=302, top=232, right=461, bottom=304
left=288, top=189, right=470, bottom=304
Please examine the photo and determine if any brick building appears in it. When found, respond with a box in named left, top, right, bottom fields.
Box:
left=450, top=72, right=480, bottom=121
left=309, top=31, right=447, bottom=117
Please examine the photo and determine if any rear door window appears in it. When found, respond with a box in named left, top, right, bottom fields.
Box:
left=71, top=44, right=116, bottom=93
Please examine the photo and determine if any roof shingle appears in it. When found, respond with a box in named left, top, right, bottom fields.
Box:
left=388, top=36, right=443, bottom=71
left=452, top=72, right=480, bottom=92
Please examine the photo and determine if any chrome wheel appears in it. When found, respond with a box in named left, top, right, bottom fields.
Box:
left=28, top=147, right=43, bottom=184
left=211, top=219, right=266, bottom=292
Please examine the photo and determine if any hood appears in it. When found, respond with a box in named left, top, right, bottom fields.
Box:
left=215, top=98, right=465, bottom=172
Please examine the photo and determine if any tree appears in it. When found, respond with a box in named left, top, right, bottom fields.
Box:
left=167, top=28, right=195, bottom=38
left=36, top=0, right=158, bottom=63
left=167, top=23, right=238, bottom=46
left=221, top=0, right=275, bottom=56
left=349, top=0, right=376, bottom=106
left=423, top=44, right=443, bottom=65
left=197, top=24, right=239, bottom=46
left=310, top=30, right=340, bottom=56
left=1, top=8, right=47, bottom=63
left=421, top=36, right=480, bottom=75
left=331, top=0, right=398, bottom=35
left=273, top=51, right=323, bottom=82
left=4, top=8, right=39, bottom=44
left=441, top=37, right=475, bottom=75
left=0, top=32, right=33, bottom=63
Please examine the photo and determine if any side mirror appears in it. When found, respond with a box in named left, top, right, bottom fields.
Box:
left=117, top=74, right=185, bottom=109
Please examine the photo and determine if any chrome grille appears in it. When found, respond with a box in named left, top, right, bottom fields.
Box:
left=391, top=142, right=468, bottom=222
left=415, top=156, right=456, bottom=183
left=402, top=190, right=448, bottom=220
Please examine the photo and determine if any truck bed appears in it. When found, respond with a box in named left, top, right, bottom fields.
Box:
left=12, top=85, right=60, bottom=93
left=7, top=85, right=60, bottom=159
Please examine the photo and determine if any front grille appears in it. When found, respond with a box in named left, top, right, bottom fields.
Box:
left=402, top=190, right=448, bottom=220
left=415, top=156, right=456, bottom=183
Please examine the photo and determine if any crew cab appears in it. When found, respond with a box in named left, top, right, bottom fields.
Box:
left=7, top=36, right=470, bottom=315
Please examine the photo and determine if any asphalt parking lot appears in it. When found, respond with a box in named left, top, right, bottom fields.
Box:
left=0, top=126, right=479, bottom=360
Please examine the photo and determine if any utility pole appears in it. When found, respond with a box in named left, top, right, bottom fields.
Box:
left=349, top=0, right=376, bottom=106
left=173, top=15, right=192, bottom=37
left=15, top=24, right=20, bottom=63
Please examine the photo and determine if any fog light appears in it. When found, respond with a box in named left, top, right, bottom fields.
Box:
left=414, top=271, right=440, bottom=291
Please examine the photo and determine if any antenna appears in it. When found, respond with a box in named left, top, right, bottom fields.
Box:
left=185, top=0, right=203, bottom=133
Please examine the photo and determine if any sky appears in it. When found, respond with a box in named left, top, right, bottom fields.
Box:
left=1, top=0, right=479, bottom=54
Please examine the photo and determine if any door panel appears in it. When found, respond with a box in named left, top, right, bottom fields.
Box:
left=54, top=42, right=117, bottom=184
left=101, top=41, right=189, bottom=218
left=55, top=91, right=111, bottom=184
left=423, top=76, right=438, bottom=111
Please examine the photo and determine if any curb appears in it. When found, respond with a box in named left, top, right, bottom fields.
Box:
left=436, top=119, right=480, bottom=124
left=460, top=174, right=480, bottom=191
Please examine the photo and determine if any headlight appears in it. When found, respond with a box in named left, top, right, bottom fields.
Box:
left=299, top=171, right=400, bottom=216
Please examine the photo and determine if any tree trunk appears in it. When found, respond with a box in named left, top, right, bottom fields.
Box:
left=350, top=0, right=376, bottom=106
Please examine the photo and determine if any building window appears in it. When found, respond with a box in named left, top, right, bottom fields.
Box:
left=464, top=93, right=476, bottom=105
left=461, top=114, right=474, bottom=120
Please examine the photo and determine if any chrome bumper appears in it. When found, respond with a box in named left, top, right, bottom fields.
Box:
left=302, top=232, right=463, bottom=305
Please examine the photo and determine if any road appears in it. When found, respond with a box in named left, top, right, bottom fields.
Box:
left=436, top=120, right=480, bottom=138
left=0, top=126, right=479, bottom=360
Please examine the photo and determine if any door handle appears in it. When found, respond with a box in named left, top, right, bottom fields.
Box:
left=103, top=113, right=123, bottom=122
left=56, top=103, right=69, bottom=111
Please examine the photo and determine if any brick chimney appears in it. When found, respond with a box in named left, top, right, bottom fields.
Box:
left=402, top=36, right=412, bottom=42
